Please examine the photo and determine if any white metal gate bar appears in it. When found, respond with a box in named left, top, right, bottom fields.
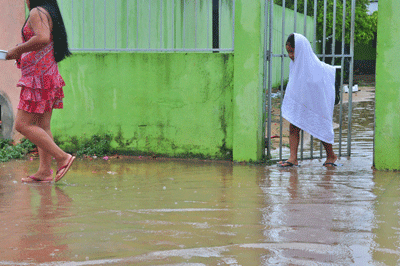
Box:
left=338, top=0, right=347, bottom=157
left=58, top=0, right=235, bottom=52
left=347, top=0, right=356, bottom=156
left=263, top=0, right=273, bottom=159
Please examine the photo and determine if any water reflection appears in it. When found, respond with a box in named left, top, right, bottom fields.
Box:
left=0, top=164, right=72, bottom=263
left=261, top=160, right=379, bottom=265
left=17, top=186, right=71, bottom=262
left=372, top=171, right=400, bottom=265
left=1, top=153, right=400, bottom=265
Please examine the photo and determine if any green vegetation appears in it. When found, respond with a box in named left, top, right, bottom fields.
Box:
left=0, top=133, right=229, bottom=162
left=0, top=139, right=36, bottom=162
left=0, top=134, right=114, bottom=163
left=56, top=134, right=113, bottom=157
left=274, top=0, right=377, bottom=45
left=75, top=134, right=112, bottom=157
left=272, top=79, right=289, bottom=93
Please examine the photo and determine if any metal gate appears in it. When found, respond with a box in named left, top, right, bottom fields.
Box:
left=263, top=0, right=356, bottom=161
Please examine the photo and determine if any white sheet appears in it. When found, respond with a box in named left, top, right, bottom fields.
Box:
left=281, top=33, right=336, bottom=144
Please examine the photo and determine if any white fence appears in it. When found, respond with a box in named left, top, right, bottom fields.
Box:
left=58, top=0, right=235, bottom=52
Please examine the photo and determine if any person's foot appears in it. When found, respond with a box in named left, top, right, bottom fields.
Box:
left=323, top=154, right=338, bottom=166
left=278, top=160, right=298, bottom=167
left=56, top=154, right=73, bottom=172
left=55, top=154, right=76, bottom=182
left=21, top=170, right=53, bottom=182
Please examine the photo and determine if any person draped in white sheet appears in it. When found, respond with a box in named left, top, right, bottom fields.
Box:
left=278, top=33, right=338, bottom=167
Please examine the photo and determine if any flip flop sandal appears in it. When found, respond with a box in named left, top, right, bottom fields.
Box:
left=21, top=170, right=54, bottom=183
left=22, top=176, right=53, bottom=183
left=323, top=162, right=337, bottom=167
left=323, top=162, right=343, bottom=167
left=279, top=161, right=298, bottom=167
left=55, top=156, right=76, bottom=182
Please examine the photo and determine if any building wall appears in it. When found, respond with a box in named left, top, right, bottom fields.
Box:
left=55, top=52, right=234, bottom=159
left=0, top=0, right=311, bottom=162
left=374, top=0, right=400, bottom=170
left=0, top=0, right=26, bottom=139
left=368, top=2, right=378, bottom=14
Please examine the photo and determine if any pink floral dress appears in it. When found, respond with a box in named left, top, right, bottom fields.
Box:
left=17, top=23, right=65, bottom=114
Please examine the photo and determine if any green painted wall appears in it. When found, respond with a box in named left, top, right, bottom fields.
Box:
left=374, top=0, right=400, bottom=170
left=56, top=53, right=234, bottom=159
left=53, top=0, right=267, bottom=162
left=231, top=0, right=265, bottom=162
left=47, top=1, right=311, bottom=162
left=231, top=1, right=315, bottom=162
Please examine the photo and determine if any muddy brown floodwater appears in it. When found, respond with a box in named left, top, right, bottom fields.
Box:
left=1, top=99, right=400, bottom=265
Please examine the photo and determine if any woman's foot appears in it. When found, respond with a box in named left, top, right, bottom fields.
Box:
left=22, top=169, right=53, bottom=183
left=323, top=154, right=338, bottom=166
left=55, top=154, right=76, bottom=182
left=56, top=154, right=73, bottom=172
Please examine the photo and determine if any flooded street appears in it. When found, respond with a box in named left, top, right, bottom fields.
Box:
left=1, top=101, right=400, bottom=265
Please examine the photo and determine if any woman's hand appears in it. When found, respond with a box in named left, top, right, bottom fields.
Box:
left=5, top=46, right=22, bottom=60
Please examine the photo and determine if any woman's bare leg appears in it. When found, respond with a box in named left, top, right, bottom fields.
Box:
left=279, top=123, right=301, bottom=166
left=321, top=141, right=338, bottom=165
left=32, top=111, right=54, bottom=178
left=15, top=109, right=72, bottom=175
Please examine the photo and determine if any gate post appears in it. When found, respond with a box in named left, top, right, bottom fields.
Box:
left=374, top=0, right=400, bottom=170
left=232, top=0, right=265, bottom=162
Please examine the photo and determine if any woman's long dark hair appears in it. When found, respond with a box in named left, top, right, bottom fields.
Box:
left=25, top=0, right=71, bottom=62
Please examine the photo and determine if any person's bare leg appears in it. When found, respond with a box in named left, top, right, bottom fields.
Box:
left=322, top=141, right=338, bottom=166
left=31, top=111, right=54, bottom=179
left=15, top=110, right=72, bottom=174
left=279, top=123, right=300, bottom=166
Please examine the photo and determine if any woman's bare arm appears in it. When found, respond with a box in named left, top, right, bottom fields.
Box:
left=6, top=7, right=52, bottom=60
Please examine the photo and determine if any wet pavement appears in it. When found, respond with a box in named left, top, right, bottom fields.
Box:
left=1, top=101, right=400, bottom=265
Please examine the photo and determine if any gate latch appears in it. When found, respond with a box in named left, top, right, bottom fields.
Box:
left=265, top=50, right=272, bottom=61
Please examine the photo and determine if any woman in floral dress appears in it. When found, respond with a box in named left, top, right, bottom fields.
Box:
left=6, top=0, right=75, bottom=182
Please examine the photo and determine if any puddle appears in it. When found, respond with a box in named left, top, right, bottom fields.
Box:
left=1, top=100, right=400, bottom=265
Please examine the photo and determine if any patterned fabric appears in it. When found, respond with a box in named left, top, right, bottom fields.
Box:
left=17, top=23, right=65, bottom=114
